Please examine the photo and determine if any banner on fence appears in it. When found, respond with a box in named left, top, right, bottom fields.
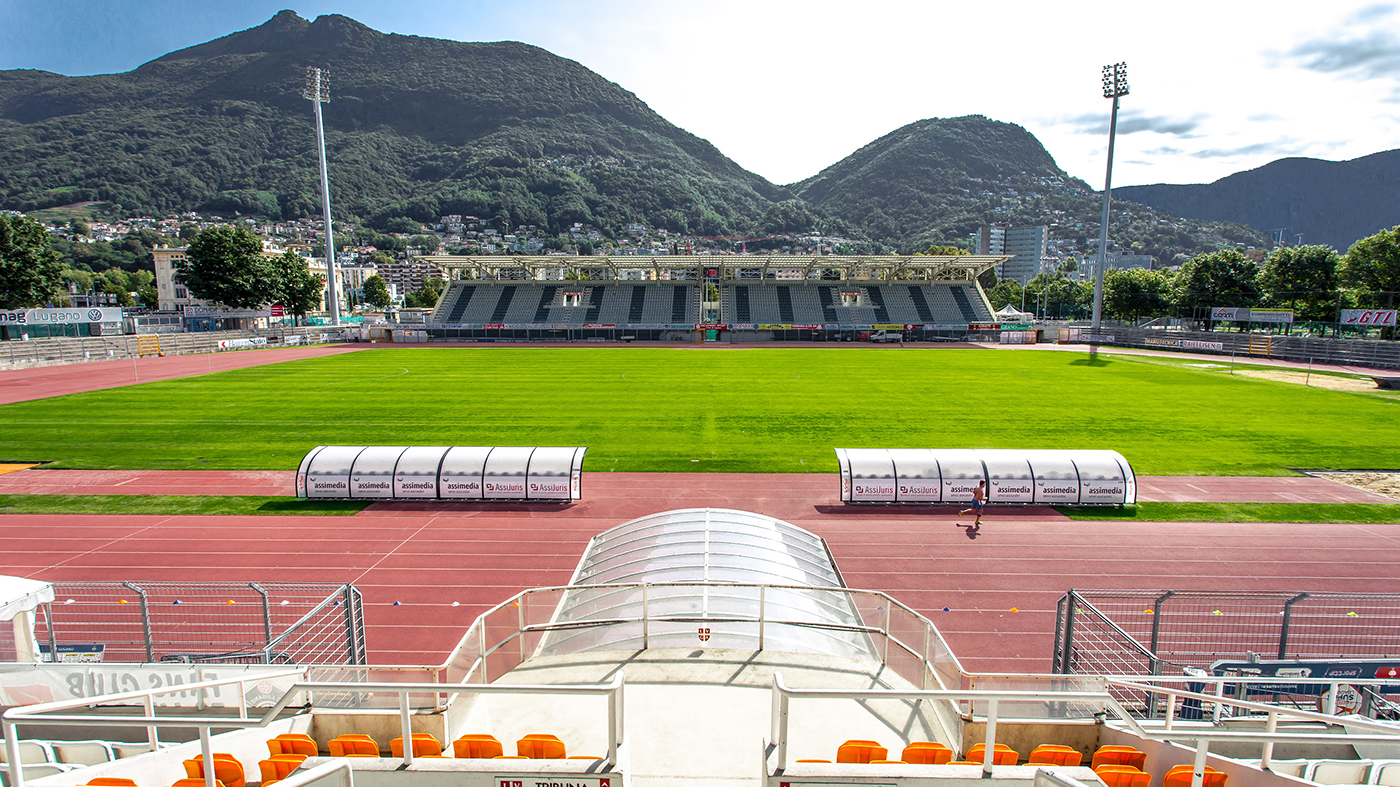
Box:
left=217, top=337, right=269, bottom=349
left=1210, top=307, right=1245, bottom=321
left=184, top=306, right=272, bottom=318
left=1341, top=309, right=1397, bottom=326
left=1182, top=340, right=1225, bottom=351
left=0, top=308, right=123, bottom=325
left=1082, top=333, right=1115, bottom=343
left=1251, top=308, right=1295, bottom=324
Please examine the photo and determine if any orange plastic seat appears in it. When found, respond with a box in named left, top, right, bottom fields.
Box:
left=1030, top=745, right=1083, bottom=766
left=795, top=759, right=832, bottom=763
left=836, top=740, right=888, bottom=764
left=258, top=754, right=308, bottom=786
left=967, top=743, right=1018, bottom=765
left=328, top=735, right=379, bottom=757
left=1164, top=764, right=1228, bottom=787
left=390, top=734, right=442, bottom=758
left=1092, top=746, right=1147, bottom=770
left=170, top=781, right=225, bottom=787
left=1097, top=765, right=1152, bottom=787
left=452, top=735, right=504, bottom=759
left=493, top=755, right=529, bottom=759
left=517, top=734, right=566, bottom=759
left=267, top=734, right=317, bottom=757
left=903, top=742, right=954, bottom=765
left=182, top=755, right=245, bottom=787
left=871, top=760, right=906, bottom=764
left=87, top=780, right=139, bottom=787
left=949, top=761, right=977, bottom=765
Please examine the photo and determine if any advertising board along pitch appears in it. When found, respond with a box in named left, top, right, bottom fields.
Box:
left=834, top=448, right=1136, bottom=506
left=296, top=445, right=587, bottom=501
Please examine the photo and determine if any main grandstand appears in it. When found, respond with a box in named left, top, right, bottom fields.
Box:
left=420, top=254, right=1005, bottom=340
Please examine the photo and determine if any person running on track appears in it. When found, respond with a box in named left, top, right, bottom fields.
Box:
left=959, top=480, right=986, bottom=525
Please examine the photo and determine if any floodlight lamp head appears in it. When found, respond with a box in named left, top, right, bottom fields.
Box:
left=303, top=66, right=331, bottom=103
left=1101, top=62, right=1128, bottom=98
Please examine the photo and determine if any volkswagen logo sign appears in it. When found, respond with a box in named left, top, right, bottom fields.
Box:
left=87, top=308, right=103, bottom=321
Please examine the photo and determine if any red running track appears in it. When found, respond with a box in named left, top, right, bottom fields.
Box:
left=0, top=344, right=365, bottom=405
left=1, top=469, right=1389, bottom=503
left=4, top=471, right=1400, bottom=674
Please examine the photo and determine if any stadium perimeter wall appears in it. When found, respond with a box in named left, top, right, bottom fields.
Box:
left=0, top=327, right=345, bottom=370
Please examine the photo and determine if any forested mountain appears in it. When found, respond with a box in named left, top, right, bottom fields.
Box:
left=0, top=11, right=1271, bottom=258
left=0, top=11, right=790, bottom=235
left=789, top=115, right=1269, bottom=257
left=1116, top=150, right=1400, bottom=252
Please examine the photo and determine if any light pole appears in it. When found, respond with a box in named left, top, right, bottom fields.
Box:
left=1092, top=62, right=1128, bottom=332
left=304, top=67, right=339, bottom=325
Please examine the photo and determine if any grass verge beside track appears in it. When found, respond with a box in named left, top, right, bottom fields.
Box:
left=3, top=347, right=1399, bottom=474
left=0, top=494, right=369, bottom=516
left=1056, top=502, right=1400, bottom=523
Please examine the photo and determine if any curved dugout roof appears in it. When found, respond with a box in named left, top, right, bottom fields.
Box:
left=572, top=507, right=843, bottom=588
left=537, top=509, right=874, bottom=660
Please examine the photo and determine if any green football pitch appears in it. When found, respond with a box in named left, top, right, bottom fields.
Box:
left=1, top=346, right=1397, bottom=475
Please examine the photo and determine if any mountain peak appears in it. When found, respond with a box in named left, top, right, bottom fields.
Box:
left=153, top=10, right=311, bottom=63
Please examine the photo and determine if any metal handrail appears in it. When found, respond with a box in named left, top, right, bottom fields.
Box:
left=271, top=760, right=353, bottom=787
left=769, top=671, right=1141, bottom=775
left=2, top=673, right=626, bottom=787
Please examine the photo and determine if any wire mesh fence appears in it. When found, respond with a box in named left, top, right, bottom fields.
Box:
left=1054, top=589, right=1400, bottom=716
left=35, top=582, right=365, bottom=665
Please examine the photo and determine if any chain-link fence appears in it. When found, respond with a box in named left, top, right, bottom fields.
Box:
left=34, top=582, right=365, bottom=665
left=1054, top=589, right=1400, bottom=715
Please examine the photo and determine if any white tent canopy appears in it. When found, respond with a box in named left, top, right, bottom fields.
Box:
left=0, top=575, right=53, bottom=663
left=994, top=304, right=1033, bottom=322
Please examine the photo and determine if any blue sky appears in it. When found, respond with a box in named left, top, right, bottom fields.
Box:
left=4, top=0, right=1399, bottom=188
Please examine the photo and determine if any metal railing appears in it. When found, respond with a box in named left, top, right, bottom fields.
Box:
left=3, top=669, right=307, bottom=787
left=769, top=671, right=1400, bottom=787
left=2, top=671, right=624, bottom=787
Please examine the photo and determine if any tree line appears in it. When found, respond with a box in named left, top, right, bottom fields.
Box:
left=985, top=226, right=1400, bottom=330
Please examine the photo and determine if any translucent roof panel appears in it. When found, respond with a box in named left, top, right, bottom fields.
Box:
left=534, top=509, right=876, bottom=660
left=572, top=507, right=843, bottom=588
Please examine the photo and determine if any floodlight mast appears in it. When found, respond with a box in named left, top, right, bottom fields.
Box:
left=304, top=67, right=339, bottom=325
left=1091, top=62, right=1128, bottom=332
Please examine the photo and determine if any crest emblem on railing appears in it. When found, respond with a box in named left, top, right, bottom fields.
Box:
left=698, top=627, right=710, bottom=642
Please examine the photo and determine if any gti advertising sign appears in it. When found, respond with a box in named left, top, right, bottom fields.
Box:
left=1341, top=309, right=1397, bottom=326
left=0, top=307, right=122, bottom=325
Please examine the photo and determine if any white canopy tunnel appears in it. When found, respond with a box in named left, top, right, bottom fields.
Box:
left=296, top=445, right=587, bottom=501
left=0, top=576, right=54, bottom=663
left=537, top=508, right=877, bottom=659
left=835, top=448, right=1136, bottom=506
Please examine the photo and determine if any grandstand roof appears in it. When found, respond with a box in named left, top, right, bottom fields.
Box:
left=419, top=254, right=1008, bottom=280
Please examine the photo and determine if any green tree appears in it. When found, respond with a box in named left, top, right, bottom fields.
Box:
left=1342, top=225, right=1400, bottom=310
left=269, top=251, right=326, bottom=324
left=1173, top=249, right=1261, bottom=312
left=404, top=277, right=446, bottom=308
left=99, top=278, right=135, bottom=307
left=1259, top=245, right=1340, bottom=321
left=138, top=284, right=159, bottom=309
left=986, top=279, right=1023, bottom=310
left=1061, top=257, right=1078, bottom=273
left=1024, top=274, right=1093, bottom=319
left=363, top=274, right=392, bottom=309
left=0, top=213, right=64, bottom=309
left=70, top=219, right=91, bottom=237
left=177, top=225, right=274, bottom=309
left=920, top=244, right=970, bottom=256
left=410, top=234, right=441, bottom=253
left=1104, top=268, right=1173, bottom=322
